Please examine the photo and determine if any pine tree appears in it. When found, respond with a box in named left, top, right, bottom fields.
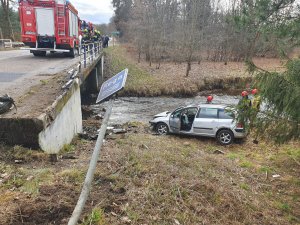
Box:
left=232, top=0, right=300, bottom=143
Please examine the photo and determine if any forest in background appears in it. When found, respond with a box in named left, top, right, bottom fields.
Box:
left=112, top=0, right=300, bottom=143
left=0, top=0, right=20, bottom=40
left=112, top=0, right=300, bottom=71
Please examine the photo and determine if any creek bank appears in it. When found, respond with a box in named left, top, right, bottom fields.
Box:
left=119, top=76, right=252, bottom=97
left=104, top=46, right=254, bottom=98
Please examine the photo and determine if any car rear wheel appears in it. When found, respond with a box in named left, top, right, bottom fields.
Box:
left=156, top=123, right=169, bottom=135
left=217, top=129, right=234, bottom=145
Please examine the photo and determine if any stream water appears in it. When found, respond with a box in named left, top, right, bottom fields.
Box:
left=91, top=95, right=240, bottom=125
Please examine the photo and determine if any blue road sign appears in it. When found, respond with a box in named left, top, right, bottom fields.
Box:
left=96, top=69, right=128, bottom=103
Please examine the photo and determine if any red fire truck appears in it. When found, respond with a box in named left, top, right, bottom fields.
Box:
left=19, top=0, right=80, bottom=57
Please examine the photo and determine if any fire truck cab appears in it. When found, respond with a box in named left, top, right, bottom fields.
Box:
left=19, top=0, right=80, bottom=57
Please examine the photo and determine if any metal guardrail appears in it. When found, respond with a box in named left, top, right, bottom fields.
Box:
left=61, top=41, right=103, bottom=90
left=79, top=41, right=102, bottom=70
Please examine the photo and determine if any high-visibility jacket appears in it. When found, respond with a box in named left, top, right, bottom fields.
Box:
left=252, top=95, right=261, bottom=110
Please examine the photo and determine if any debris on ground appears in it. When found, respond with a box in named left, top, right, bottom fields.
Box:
left=213, top=149, right=225, bottom=154
left=0, top=94, right=16, bottom=114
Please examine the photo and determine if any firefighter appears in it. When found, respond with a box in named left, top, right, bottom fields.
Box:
left=239, top=91, right=251, bottom=108
left=93, top=30, right=101, bottom=42
left=251, top=88, right=261, bottom=110
left=96, top=30, right=102, bottom=41
left=206, top=95, right=213, bottom=104
left=250, top=88, right=262, bottom=144
left=238, top=91, right=251, bottom=127
left=82, top=28, right=90, bottom=42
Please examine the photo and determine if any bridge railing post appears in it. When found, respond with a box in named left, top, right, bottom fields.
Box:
left=84, top=44, right=87, bottom=68
left=91, top=43, right=94, bottom=62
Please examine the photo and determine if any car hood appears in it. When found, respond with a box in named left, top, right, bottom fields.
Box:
left=153, top=111, right=170, bottom=118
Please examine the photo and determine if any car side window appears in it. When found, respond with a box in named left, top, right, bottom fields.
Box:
left=187, top=107, right=198, bottom=116
left=171, top=108, right=183, bottom=118
left=197, top=108, right=218, bottom=119
left=219, top=109, right=234, bottom=119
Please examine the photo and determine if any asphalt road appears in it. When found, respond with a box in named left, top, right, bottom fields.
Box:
left=0, top=49, right=79, bottom=99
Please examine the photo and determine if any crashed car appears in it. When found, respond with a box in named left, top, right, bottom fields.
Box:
left=149, top=104, right=246, bottom=145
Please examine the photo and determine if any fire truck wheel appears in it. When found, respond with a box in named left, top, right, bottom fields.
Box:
left=32, top=51, right=46, bottom=57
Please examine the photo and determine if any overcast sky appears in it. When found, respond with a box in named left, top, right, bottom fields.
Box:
left=71, top=0, right=114, bottom=24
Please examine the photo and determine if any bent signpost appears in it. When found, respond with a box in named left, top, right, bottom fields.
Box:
left=68, top=69, right=128, bottom=225
left=96, top=68, right=128, bottom=103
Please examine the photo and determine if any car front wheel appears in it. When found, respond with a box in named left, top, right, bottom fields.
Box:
left=217, top=129, right=234, bottom=145
left=156, top=123, right=169, bottom=135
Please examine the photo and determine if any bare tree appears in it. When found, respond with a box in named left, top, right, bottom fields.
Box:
left=0, top=0, right=15, bottom=40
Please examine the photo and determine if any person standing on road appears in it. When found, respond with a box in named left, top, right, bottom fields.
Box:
left=104, top=36, right=109, bottom=48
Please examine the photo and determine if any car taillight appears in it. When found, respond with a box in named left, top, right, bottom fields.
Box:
left=236, top=123, right=243, bottom=128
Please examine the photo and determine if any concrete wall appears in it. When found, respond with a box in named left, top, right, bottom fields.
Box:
left=38, top=79, right=82, bottom=154
left=0, top=54, right=104, bottom=153
left=81, top=60, right=103, bottom=94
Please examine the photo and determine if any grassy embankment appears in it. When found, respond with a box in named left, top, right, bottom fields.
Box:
left=0, top=127, right=299, bottom=224
left=104, top=45, right=255, bottom=97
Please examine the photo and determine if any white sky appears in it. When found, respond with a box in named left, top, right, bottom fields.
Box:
left=71, top=0, right=114, bottom=24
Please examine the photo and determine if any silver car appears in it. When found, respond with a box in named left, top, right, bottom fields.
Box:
left=149, top=104, right=246, bottom=145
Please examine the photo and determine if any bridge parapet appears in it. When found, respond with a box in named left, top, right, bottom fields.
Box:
left=0, top=41, right=105, bottom=153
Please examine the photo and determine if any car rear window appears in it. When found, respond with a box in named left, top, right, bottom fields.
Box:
left=219, top=109, right=234, bottom=119
left=197, top=108, right=218, bottom=119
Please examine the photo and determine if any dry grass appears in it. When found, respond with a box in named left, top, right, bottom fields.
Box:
left=91, top=129, right=300, bottom=224
left=104, top=45, right=285, bottom=97
left=0, top=125, right=298, bottom=224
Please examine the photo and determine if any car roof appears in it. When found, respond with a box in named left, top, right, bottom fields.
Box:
left=185, top=104, right=228, bottom=109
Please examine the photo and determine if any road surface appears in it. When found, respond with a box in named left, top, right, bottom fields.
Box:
left=0, top=49, right=79, bottom=99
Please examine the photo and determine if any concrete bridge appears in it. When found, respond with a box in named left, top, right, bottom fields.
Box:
left=0, top=44, right=105, bottom=153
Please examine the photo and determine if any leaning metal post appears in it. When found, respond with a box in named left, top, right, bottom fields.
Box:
left=67, top=98, right=114, bottom=225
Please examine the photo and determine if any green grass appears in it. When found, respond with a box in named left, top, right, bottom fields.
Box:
left=81, top=208, right=105, bottom=225
left=227, top=152, right=240, bottom=160
left=258, top=166, right=273, bottom=173
left=21, top=168, right=54, bottom=195
left=277, top=202, right=291, bottom=213
left=240, top=160, right=254, bottom=168
left=239, top=183, right=250, bottom=190
left=60, top=144, right=76, bottom=154
left=59, top=169, right=85, bottom=184
left=104, top=47, right=162, bottom=96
